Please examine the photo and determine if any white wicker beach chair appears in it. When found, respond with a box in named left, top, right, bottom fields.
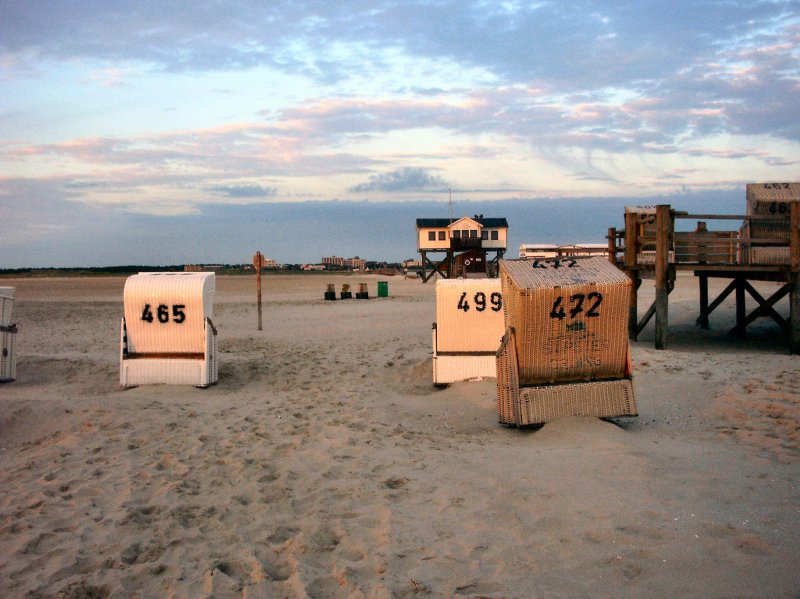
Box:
left=432, top=278, right=505, bottom=384
left=1, top=286, right=17, bottom=383
left=120, top=272, right=218, bottom=387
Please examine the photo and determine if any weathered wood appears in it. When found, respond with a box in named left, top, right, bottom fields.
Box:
left=624, top=211, right=640, bottom=340
left=698, top=273, right=709, bottom=329
left=252, top=251, right=263, bottom=331
left=681, top=213, right=786, bottom=221
left=697, top=279, right=737, bottom=326
left=736, top=281, right=790, bottom=333
left=607, top=227, right=617, bottom=265
left=624, top=201, right=796, bottom=351
left=790, top=203, right=799, bottom=353
left=733, top=278, right=747, bottom=339
left=654, top=205, right=672, bottom=349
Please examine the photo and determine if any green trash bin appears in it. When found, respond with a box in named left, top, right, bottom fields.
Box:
left=377, top=281, right=388, bottom=297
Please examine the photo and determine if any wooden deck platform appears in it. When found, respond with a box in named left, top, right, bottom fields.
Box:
left=608, top=203, right=799, bottom=353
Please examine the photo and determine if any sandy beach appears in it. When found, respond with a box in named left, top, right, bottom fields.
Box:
left=0, top=272, right=798, bottom=599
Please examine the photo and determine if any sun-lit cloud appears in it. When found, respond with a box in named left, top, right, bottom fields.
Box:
left=1, top=1, right=799, bottom=266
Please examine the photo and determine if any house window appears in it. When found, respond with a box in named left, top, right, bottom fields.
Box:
left=462, top=230, right=469, bottom=238
left=428, top=231, right=436, bottom=241
left=452, top=230, right=461, bottom=239
left=491, top=230, right=499, bottom=240
left=481, top=230, right=488, bottom=240
left=438, top=231, right=446, bottom=240
left=470, top=230, right=478, bottom=238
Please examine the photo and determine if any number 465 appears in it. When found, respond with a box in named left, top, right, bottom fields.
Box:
left=141, top=303, right=186, bottom=324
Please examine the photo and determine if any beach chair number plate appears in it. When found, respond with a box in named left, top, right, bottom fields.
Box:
left=531, top=258, right=578, bottom=269
left=456, top=291, right=502, bottom=313
left=141, top=303, right=187, bottom=324
left=549, top=293, right=603, bottom=320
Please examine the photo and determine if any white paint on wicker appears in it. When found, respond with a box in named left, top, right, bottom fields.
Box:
left=120, top=272, right=218, bottom=387
left=434, top=278, right=504, bottom=353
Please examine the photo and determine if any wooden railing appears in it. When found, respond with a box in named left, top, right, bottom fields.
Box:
left=606, top=203, right=799, bottom=352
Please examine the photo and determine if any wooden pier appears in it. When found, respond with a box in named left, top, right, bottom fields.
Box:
left=608, top=203, right=799, bottom=353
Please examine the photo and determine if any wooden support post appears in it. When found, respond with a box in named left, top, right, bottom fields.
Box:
left=733, top=277, right=746, bottom=339
left=252, top=251, right=263, bottom=331
left=624, top=211, right=639, bottom=341
left=607, top=227, right=617, bottom=265
left=698, top=273, right=709, bottom=329
left=790, top=202, right=800, bottom=353
left=654, top=205, right=672, bottom=349
left=446, top=249, right=454, bottom=279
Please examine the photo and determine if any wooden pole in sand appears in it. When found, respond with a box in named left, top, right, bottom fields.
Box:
left=253, top=251, right=263, bottom=331
left=790, top=202, right=799, bottom=353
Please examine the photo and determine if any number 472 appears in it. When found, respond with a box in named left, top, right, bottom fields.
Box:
left=141, top=303, right=186, bottom=324
left=550, top=292, right=602, bottom=319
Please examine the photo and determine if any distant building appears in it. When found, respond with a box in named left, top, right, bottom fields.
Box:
left=415, top=215, right=508, bottom=282
left=347, top=257, right=366, bottom=270
left=321, top=255, right=366, bottom=270
left=322, top=255, right=347, bottom=267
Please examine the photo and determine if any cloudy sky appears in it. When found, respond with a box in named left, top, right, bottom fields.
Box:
left=1, top=0, right=799, bottom=267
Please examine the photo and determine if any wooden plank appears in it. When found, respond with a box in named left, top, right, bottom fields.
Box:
left=678, top=214, right=788, bottom=221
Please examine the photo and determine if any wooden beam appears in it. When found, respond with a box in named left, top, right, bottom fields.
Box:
left=696, top=279, right=737, bottom=326
left=607, top=227, right=617, bottom=265
left=732, top=277, right=747, bottom=339
left=790, top=202, right=799, bottom=353
left=654, top=205, right=672, bottom=349
left=624, top=211, right=640, bottom=341
left=698, top=273, right=709, bottom=329
left=734, top=281, right=791, bottom=334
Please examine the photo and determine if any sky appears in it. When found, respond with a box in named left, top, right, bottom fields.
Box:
left=1, top=0, right=799, bottom=267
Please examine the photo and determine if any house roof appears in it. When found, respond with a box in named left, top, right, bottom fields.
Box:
left=416, top=217, right=508, bottom=228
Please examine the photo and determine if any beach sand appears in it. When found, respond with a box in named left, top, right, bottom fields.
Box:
left=0, top=272, right=798, bottom=598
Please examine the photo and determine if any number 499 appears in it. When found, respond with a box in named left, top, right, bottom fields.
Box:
left=457, top=291, right=502, bottom=312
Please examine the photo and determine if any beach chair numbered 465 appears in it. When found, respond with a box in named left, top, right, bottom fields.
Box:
left=120, top=272, right=218, bottom=387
